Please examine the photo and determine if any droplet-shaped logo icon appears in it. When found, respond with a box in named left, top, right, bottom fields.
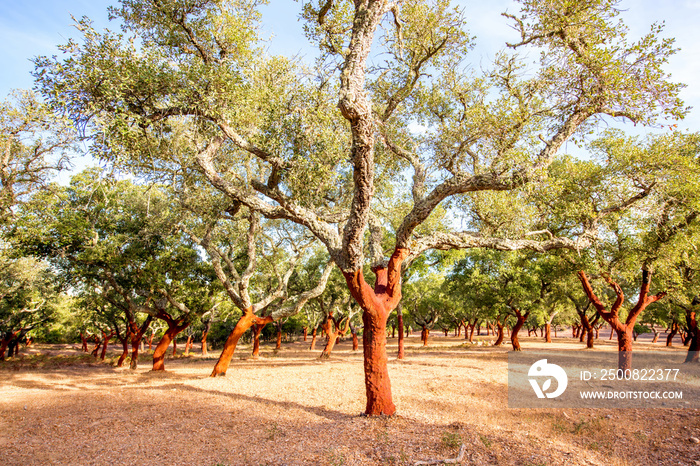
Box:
left=528, top=359, right=568, bottom=398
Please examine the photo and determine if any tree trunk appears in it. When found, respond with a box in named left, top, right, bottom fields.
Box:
left=510, top=310, right=529, bottom=351
left=685, top=312, right=698, bottom=363
left=468, top=323, right=476, bottom=343
left=309, top=327, right=318, bottom=350
left=320, top=313, right=341, bottom=358
left=320, top=331, right=338, bottom=358
left=397, top=307, right=404, bottom=359
left=80, top=333, right=89, bottom=352
left=618, top=329, right=634, bottom=371
left=91, top=341, right=101, bottom=358
left=303, top=327, right=308, bottom=342
left=276, top=328, right=282, bottom=350
left=117, top=338, right=129, bottom=367
left=251, top=323, right=264, bottom=358
left=421, top=326, right=429, bottom=346
left=100, top=333, right=111, bottom=360
left=609, top=326, right=615, bottom=340
left=185, top=336, right=193, bottom=355
left=201, top=318, right=212, bottom=356
left=152, top=329, right=177, bottom=371
left=494, top=321, right=504, bottom=346
left=172, top=338, right=177, bottom=356
left=360, top=304, right=394, bottom=415
left=148, top=333, right=154, bottom=351
left=0, top=339, right=9, bottom=361
left=544, top=323, right=552, bottom=343
left=211, top=309, right=272, bottom=376
left=586, top=327, right=595, bottom=349
left=667, top=322, right=678, bottom=347
left=129, top=340, right=140, bottom=370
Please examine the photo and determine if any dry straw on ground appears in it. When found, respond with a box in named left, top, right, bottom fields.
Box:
left=1, top=335, right=698, bottom=465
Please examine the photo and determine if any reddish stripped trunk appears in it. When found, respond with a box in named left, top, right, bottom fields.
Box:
left=510, top=310, right=529, bottom=351
left=80, top=333, right=89, bottom=352
left=494, top=321, right=504, bottom=346
left=651, top=329, right=660, bottom=343
left=309, top=327, right=318, bottom=350
left=276, top=327, right=282, bottom=350
left=545, top=324, right=552, bottom=343
left=303, top=327, right=308, bottom=342
left=117, top=338, right=129, bottom=367
left=352, top=330, right=359, bottom=351
left=361, top=305, right=393, bottom=415
left=251, top=323, right=265, bottom=358
left=153, top=329, right=176, bottom=371
left=468, top=323, right=476, bottom=343
left=578, top=270, right=665, bottom=371
left=397, top=308, right=405, bottom=359
left=0, top=339, right=9, bottom=361
left=201, top=318, right=212, bottom=356
left=211, top=308, right=272, bottom=376
left=100, top=332, right=112, bottom=360
left=342, top=248, right=408, bottom=416
left=667, top=322, right=679, bottom=347
left=185, top=336, right=193, bottom=355
left=201, top=331, right=209, bottom=356
left=129, top=317, right=152, bottom=370
left=91, top=341, right=101, bottom=358
left=148, top=333, right=154, bottom=351
left=320, top=313, right=339, bottom=358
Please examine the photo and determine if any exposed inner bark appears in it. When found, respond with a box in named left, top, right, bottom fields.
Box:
left=320, top=307, right=351, bottom=359
left=342, top=247, right=408, bottom=416
left=396, top=304, right=404, bottom=359
left=211, top=308, right=272, bottom=376
left=309, top=326, right=318, bottom=350
left=128, top=316, right=153, bottom=370
left=251, top=323, right=265, bottom=358
left=667, top=322, right=679, bottom=346
left=201, top=316, right=212, bottom=356
left=578, top=270, right=665, bottom=370
left=493, top=318, right=505, bottom=346
left=510, top=308, right=529, bottom=351
left=100, top=331, right=113, bottom=361
left=152, top=317, right=189, bottom=371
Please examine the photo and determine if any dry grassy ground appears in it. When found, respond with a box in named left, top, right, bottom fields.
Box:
left=1, top=334, right=698, bottom=466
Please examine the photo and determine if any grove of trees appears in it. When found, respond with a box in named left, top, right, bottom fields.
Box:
left=2, top=0, right=699, bottom=417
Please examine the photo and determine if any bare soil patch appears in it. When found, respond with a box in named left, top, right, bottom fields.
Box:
left=1, top=335, right=698, bottom=465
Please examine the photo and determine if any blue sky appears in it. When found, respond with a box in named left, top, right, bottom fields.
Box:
left=2, top=0, right=699, bottom=131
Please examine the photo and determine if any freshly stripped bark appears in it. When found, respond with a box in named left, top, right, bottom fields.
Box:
left=509, top=308, right=530, bottom=351
left=578, top=270, right=666, bottom=370
left=396, top=303, right=404, bottom=359
left=251, top=323, right=266, bottom=358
